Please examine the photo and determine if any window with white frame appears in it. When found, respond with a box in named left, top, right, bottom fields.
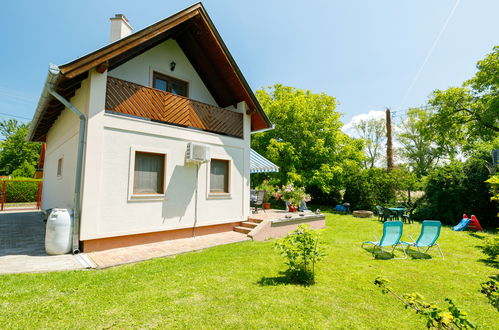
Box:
left=209, top=159, right=229, bottom=193
left=133, top=152, right=166, bottom=194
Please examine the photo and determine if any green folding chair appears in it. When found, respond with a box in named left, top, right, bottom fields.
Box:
left=401, top=220, right=444, bottom=259
left=362, top=221, right=407, bottom=259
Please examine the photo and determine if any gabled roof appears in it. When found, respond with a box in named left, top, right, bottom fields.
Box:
left=28, top=2, right=271, bottom=142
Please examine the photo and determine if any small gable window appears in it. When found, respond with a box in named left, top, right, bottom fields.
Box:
left=57, top=157, right=63, bottom=178
left=153, top=72, right=188, bottom=97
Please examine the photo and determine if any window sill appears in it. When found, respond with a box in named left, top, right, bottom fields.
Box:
left=128, top=194, right=166, bottom=202
left=207, top=193, right=231, bottom=200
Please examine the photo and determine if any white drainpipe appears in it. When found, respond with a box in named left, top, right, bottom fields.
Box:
left=44, top=64, right=87, bottom=254
left=250, top=124, right=275, bottom=135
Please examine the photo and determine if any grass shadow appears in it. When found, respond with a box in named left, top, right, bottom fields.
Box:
left=257, top=271, right=313, bottom=287
left=404, top=248, right=433, bottom=260
left=361, top=246, right=401, bottom=260
left=478, top=258, right=499, bottom=269
left=488, top=274, right=499, bottom=281
left=469, top=232, right=487, bottom=240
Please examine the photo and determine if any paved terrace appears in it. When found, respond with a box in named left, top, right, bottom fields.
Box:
left=0, top=211, right=90, bottom=274
left=0, top=211, right=250, bottom=274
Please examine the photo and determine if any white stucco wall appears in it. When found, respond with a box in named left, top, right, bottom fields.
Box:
left=108, top=39, right=218, bottom=107
left=79, top=105, right=251, bottom=240
left=42, top=77, right=90, bottom=210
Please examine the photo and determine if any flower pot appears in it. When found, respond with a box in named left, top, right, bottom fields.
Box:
left=288, top=205, right=298, bottom=212
left=263, top=202, right=271, bottom=209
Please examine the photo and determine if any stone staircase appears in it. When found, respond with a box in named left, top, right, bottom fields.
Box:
left=233, top=216, right=263, bottom=235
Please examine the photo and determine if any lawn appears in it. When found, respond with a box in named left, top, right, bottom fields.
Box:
left=0, top=214, right=497, bottom=328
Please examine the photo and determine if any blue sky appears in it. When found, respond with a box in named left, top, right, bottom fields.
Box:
left=0, top=0, right=497, bottom=127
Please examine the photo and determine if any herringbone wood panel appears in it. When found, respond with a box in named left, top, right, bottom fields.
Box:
left=106, top=77, right=243, bottom=137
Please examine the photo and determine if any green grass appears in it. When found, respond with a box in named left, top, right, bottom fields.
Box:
left=1, top=214, right=497, bottom=328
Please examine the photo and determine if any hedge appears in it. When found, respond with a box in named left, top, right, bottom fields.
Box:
left=0, top=178, right=42, bottom=203
left=414, top=157, right=498, bottom=228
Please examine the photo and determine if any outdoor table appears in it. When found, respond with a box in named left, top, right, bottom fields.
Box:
left=388, top=207, right=405, bottom=220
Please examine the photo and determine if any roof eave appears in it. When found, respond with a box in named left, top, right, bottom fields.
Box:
left=26, top=64, right=61, bottom=142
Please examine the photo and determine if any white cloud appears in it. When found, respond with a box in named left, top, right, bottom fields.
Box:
left=342, top=110, right=386, bottom=137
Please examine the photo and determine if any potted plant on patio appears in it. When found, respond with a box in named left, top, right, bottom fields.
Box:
left=275, top=183, right=311, bottom=212
left=256, top=179, right=276, bottom=209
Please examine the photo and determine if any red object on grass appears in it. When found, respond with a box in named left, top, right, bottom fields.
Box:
left=468, top=215, right=483, bottom=231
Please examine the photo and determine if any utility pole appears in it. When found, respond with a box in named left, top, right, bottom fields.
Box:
left=386, top=108, right=394, bottom=171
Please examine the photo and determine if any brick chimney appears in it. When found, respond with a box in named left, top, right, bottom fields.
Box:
left=110, top=14, right=133, bottom=43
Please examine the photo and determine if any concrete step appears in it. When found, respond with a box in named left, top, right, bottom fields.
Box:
left=248, top=218, right=264, bottom=223
left=234, top=226, right=252, bottom=234
left=241, top=221, right=258, bottom=228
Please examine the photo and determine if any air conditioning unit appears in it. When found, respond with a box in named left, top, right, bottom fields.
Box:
left=186, top=142, right=211, bottom=163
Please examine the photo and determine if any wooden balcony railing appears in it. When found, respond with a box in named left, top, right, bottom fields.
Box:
left=105, top=77, right=243, bottom=138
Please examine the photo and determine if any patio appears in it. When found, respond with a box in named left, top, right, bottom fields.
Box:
left=0, top=211, right=91, bottom=274
left=0, top=211, right=250, bottom=274
left=245, top=209, right=326, bottom=241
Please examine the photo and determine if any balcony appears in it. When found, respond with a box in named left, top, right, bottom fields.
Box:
left=105, top=77, right=244, bottom=138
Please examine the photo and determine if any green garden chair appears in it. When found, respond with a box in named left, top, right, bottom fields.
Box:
left=375, top=205, right=383, bottom=221
left=402, top=207, right=414, bottom=224
left=362, top=221, right=407, bottom=259
left=401, top=220, right=444, bottom=259
left=381, top=207, right=396, bottom=222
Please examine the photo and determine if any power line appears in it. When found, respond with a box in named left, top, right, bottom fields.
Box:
left=0, top=111, right=31, bottom=121
left=398, top=0, right=460, bottom=108
left=0, top=87, right=37, bottom=105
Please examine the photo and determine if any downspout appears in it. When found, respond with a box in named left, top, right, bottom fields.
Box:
left=250, top=125, right=275, bottom=135
left=46, top=64, right=87, bottom=254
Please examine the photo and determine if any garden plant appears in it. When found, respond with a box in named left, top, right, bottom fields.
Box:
left=274, top=224, right=325, bottom=285
left=374, top=277, right=476, bottom=329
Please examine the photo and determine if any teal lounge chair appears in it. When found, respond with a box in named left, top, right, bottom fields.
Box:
left=401, top=220, right=444, bottom=259
left=362, top=221, right=406, bottom=258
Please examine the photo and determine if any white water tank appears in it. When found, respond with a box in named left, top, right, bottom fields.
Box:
left=45, top=208, right=73, bottom=255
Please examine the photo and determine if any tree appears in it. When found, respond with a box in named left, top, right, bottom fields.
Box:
left=251, top=85, right=364, bottom=200
left=429, top=46, right=499, bottom=142
left=397, top=108, right=443, bottom=177
left=10, top=160, right=36, bottom=178
left=353, top=118, right=386, bottom=169
left=0, top=119, right=41, bottom=176
left=343, top=167, right=419, bottom=210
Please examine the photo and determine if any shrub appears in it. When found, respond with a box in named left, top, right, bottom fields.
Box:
left=486, top=174, right=499, bottom=216
left=0, top=178, right=41, bottom=203
left=10, top=160, right=36, bottom=178
left=480, top=278, right=499, bottom=311
left=414, top=157, right=498, bottom=227
left=275, top=224, right=325, bottom=285
left=343, top=168, right=418, bottom=211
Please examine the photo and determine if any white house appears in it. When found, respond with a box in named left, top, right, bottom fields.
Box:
left=27, top=3, right=273, bottom=252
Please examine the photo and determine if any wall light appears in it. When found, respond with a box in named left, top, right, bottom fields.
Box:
left=170, top=61, right=176, bottom=71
